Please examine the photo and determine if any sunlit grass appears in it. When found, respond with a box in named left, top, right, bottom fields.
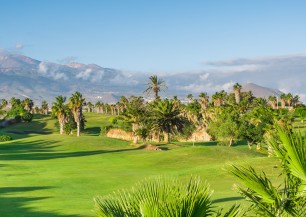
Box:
left=0, top=113, right=278, bottom=216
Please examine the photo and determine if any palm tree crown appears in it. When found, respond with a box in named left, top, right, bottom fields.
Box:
left=152, top=99, right=186, bottom=143
left=144, top=75, right=167, bottom=101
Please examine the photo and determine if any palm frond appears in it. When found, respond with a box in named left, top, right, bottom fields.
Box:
left=228, top=165, right=279, bottom=205
left=273, top=126, right=306, bottom=182
left=94, top=176, right=214, bottom=217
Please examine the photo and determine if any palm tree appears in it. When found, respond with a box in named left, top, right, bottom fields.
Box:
left=104, top=103, right=110, bottom=114
left=171, top=95, right=181, bottom=108
left=286, top=93, right=293, bottom=107
left=69, top=91, right=85, bottom=137
left=41, top=100, right=48, bottom=115
left=33, top=106, right=40, bottom=114
left=199, top=92, right=209, bottom=110
left=9, top=97, right=21, bottom=107
left=187, top=93, right=193, bottom=102
left=95, top=101, right=101, bottom=113
left=233, top=83, right=242, bottom=104
left=212, top=91, right=226, bottom=107
left=52, top=96, right=67, bottom=135
left=86, top=102, right=94, bottom=112
left=120, top=96, right=146, bottom=144
left=23, top=98, right=34, bottom=112
left=280, top=93, right=287, bottom=108
left=94, top=176, right=240, bottom=217
left=119, top=96, right=128, bottom=110
left=1, top=99, right=8, bottom=109
left=144, top=75, right=167, bottom=101
left=292, top=95, right=300, bottom=107
left=268, top=96, right=277, bottom=109
left=229, top=126, right=306, bottom=216
left=152, top=99, right=186, bottom=143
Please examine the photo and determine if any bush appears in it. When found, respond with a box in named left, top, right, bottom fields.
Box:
left=101, top=125, right=113, bottom=135
left=22, top=111, right=33, bottom=122
left=0, top=135, right=12, bottom=142
left=14, top=115, right=22, bottom=123
left=109, top=117, right=118, bottom=125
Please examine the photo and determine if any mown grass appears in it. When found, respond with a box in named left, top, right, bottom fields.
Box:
left=0, top=112, right=279, bottom=216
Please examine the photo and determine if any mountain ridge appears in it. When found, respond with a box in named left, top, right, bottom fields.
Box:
left=0, top=53, right=285, bottom=105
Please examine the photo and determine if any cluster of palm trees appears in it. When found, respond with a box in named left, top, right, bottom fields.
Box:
left=267, top=93, right=299, bottom=109
left=93, top=100, right=125, bottom=115
left=1, top=97, right=49, bottom=115
left=51, top=92, right=85, bottom=136
left=115, top=77, right=300, bottom=147
left=0, top=97, right=50, bottom=124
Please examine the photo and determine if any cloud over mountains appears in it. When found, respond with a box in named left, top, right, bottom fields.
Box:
left=0, top=51, right=306, bottom=103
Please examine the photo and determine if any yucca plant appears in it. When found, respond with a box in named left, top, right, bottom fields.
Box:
left=228, top=125, right=306, bottom=216
left=94, top=176, right=240, bottom=217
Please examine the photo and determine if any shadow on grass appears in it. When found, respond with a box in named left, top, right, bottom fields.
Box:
left=177, top=140, right=248, bottom=147
left=175, top=141, right=218, bottom=147
left=0, top=139, right=143, bottom=161
left=0, top=115, right=53, bottom=140
left=213, top=196, right=244, bottom=204
left=83, top=127, right=101, bottom=136
left=0, top=186, right=84, bottom=217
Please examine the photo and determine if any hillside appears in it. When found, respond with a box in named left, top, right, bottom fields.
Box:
left=0, top=53, right=286, bottom=105
left=242, top=83, right=283, bottom=99
left=0, top=53, right=123, bottom=104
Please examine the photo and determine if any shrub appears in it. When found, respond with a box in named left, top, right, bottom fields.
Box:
left=14, top=115, right=22, bottom=123
left=109, top=117, right=118, bottom=125
left=101, top=125, right=113, bottom=135
left=22, top=111, right=33, bottom=122
left=0, top=135, right=12, bottom=142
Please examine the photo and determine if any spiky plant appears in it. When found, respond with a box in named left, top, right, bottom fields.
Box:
left=94, top=176, right=240, bottom=217
left=228, top=126, right=306, bottom=216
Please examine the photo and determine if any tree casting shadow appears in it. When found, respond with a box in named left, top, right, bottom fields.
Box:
left=83, top=127, right=101, bottom=136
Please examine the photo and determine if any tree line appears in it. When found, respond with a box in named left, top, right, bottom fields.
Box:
left=1, top=75, right=305, bottom=143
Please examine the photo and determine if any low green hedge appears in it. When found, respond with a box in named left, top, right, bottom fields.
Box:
left=0, top=135, right=13, bottom=142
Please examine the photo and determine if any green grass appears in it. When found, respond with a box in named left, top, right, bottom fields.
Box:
left=0, top=113, right=279, bottom=216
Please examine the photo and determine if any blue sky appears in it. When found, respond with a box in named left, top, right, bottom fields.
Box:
left=1, top=0, right=306, bottom=72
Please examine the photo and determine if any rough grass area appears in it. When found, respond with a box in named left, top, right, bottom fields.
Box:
left=0, top=113, right=279, bottom=216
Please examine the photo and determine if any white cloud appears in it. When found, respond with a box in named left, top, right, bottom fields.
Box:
left=76, top=68, right=93, bottom=80
left=199, top=73, right=209, bottom=81
left=15, top=42, right=24, bottom=50
left=38, top=62, right=48, bottom=74
left=37, top=61, right=68, bottom=80
left=53, top=72, right=68, bottom=80
left=154, top=54, right=306, bottom=103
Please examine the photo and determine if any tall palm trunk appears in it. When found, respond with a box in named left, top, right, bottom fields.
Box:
left=132, top=123, right=139, bottom=144
left=60, top=121, right=64, bottom=135
left=77, top=121, right=80, bottom=137
left=163, top=132, right=170, bottom=143
left=281, top=100, right=286, bottom=108
left=234, top=90, right=240, bottom=104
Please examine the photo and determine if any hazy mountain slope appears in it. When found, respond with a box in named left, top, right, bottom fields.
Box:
left=242, top=83, right=283, bottom=99
left=0, top=53, right=285, bottom=105
left=0, top=53, right=126, bottom=104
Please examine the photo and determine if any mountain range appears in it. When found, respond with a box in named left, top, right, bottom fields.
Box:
left=0, top=53, right=283, bottom=105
